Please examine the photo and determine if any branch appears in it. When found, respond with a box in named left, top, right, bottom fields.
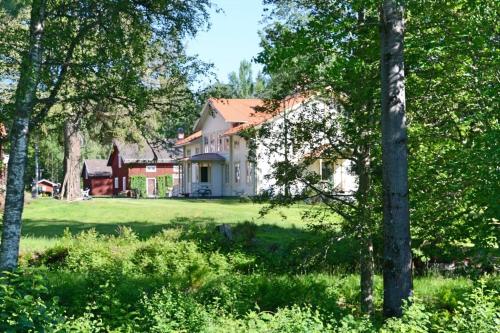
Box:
left=31, top=23, right=92, bottom=126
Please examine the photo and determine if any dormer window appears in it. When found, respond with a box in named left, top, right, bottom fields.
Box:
left=146, top=165, right=156, bottom=172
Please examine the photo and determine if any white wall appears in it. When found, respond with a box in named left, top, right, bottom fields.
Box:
left=255, top=99, right=358, bottom=195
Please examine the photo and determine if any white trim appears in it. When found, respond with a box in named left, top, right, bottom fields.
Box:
left=37, top=179, right=56, bottom=186
left=122, top=177, right=126, bottom=191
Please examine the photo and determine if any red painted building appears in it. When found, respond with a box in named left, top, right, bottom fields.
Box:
left=36, top=179, right=57, bottom=196
left=107, top=140, right=180, bottom=197
left=82, top=159, right=113, bottom=196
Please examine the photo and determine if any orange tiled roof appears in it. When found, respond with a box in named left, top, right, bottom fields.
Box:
left=222, top=94, right=310, bottom=136
left=208, top=98, right=265, bottom=123
left=175, top=130, right=202, bottom=146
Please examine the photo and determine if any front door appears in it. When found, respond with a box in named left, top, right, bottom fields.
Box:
left=147, top=178, right=156, bottom=197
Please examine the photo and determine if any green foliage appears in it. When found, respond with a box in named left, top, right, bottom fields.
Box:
left=130, top=176, right=146, bottom=198
left=138, top=288, right=210, bottom=333
left=10, top=226, right=496, bottom=331
left=257, top=0, right=498, bottom=271
left=156, top=174, right=173, bottom=197
left=0, top=270, right=63, bottom=331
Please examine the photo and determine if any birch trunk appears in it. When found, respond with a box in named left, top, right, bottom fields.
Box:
left=380, top=0, right=412, bottom=318
left=61, top=119, right=82, bottom=201
left=0, top=0, right=46, bottom=270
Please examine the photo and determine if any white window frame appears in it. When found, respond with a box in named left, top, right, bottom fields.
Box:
left=114, top=177, right=118, bottom=189
left=246, top=161, right=253, bottom=184
left=122, top=177, right=126, bottom=191
left=146, top=165, right=156, bottom=173
left=234, top=162, right=240, bottom=184
left=204, top=137, right=209, bottom=153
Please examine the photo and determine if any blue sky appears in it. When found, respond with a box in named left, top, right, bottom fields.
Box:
left=185, top=0, right=265, bottom=85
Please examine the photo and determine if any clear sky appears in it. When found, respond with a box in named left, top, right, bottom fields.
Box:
left=185, top=0, right=265, bottom=85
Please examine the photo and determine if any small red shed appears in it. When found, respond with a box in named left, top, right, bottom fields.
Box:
left=36, top=179, right=56, bottom=196
left=82, top=159, right=113, bottom=196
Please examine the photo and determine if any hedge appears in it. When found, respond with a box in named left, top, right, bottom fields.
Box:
left=130, top=176, right=146, bottom=198
left=156, top=175, right=173, bottom=197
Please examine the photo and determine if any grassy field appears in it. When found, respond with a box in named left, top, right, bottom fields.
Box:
left=3, top=197, right=497, bottom=331
left=20, top=197, right=310, bottom=252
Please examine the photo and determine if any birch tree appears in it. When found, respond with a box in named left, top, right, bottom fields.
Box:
left=0, top=0, right=46, bottom=270
left=379, top=0, right=411, bottom=317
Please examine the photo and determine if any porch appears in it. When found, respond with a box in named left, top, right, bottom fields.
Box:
left=178, top=153, right=226, bottom=197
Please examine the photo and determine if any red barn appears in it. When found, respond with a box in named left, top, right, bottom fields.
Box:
left=107, top=140, right=180, bottom=197
left=82, top=159, right=113, bottom=196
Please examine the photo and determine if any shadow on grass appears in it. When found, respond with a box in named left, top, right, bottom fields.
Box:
left=21, top=216, right=217, bottom=240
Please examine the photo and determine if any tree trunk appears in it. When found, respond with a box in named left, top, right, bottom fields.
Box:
left=357, top=151, right=374, bottom=315
left=380, top=0, right=412, bottom=318
left=61, top=118, right=82, bottom=201
left=0, top=0, right=46, bottom=270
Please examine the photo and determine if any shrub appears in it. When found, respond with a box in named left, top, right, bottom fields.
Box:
left=130, top=176, right=147, bottom=198
left=157, top=175, right=173, bottom=197
left=0, top=270, right=64, bottom=332
left=137, top=288, right=211, bottom=332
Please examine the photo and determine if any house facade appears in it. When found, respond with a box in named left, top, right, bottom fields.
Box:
left=82, top=159, right=113, bottom=196
left=175, top=98, right=357, bottom=197
left=107, top=141, right=180, bottom=197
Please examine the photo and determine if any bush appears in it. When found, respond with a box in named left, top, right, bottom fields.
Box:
left=130, top=176, right=147, bottom=198
left=0, top=270, right=64, bottom=332
left=15, top=227, right=500, bottom=332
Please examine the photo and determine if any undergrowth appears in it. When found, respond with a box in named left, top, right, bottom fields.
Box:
left=0, top=226, right=497, bottom=332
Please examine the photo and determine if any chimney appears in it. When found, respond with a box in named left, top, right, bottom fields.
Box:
left=177, top=128, right=185, bottom=140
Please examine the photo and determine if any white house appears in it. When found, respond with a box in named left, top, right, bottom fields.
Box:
left=174, top=97, right=357, bottom=197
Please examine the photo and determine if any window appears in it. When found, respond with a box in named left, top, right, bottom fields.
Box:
left=234, top=162, right=240, bottom=183
left=246, top=162, right=254, bottom=184
left=192, top=164, right=198, bottom=182
left=210, top=134, right=215, bottom=152
left=186, top=148, right=191, bottom=157
left=224, top=164, right=229, bottom=183
left=234, top=139, right=240, bottom=149
left=146, top=165, right=156, bottom=172
left=114, top=177, right=118, bottom=189
left=218, top=134, right=223, bottom=151
left=224, top=137, right=230, bottom=151
left=204, top=136, right=209, bottom=153
left=200, top=166, right=209, bottom=183
left=321, top=160, right=333, bottom=181
left=122, top=177, right=126, bottom=191
left=195, top=147, right=201, bottom=154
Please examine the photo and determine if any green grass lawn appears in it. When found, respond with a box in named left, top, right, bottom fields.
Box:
left=20, top=197, right=310, bottom=252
